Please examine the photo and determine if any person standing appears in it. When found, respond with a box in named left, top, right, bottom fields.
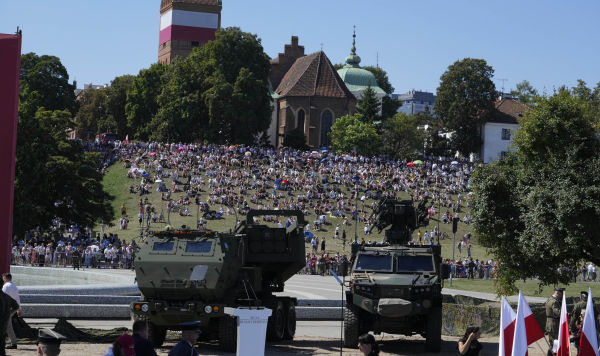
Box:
left=132, top=320, right=157, bottom=356
left=357, top=333, right=380, bottom=356
left=321, top=238, right=326, bottom=252
left=457, top=326, right=482, bottom=356
left=545, top=287, right=563, bottom=354
left=1, top=273, right=21, bottom=350
left=0, top=287, right=19, bottom=356
left=169, top=322, right=200, bottom=356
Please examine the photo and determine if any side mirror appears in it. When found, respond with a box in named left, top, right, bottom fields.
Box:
left=441, top=263, right=450, bottom=280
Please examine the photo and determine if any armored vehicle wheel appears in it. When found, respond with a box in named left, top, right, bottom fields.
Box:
left=283, top=303, right=296, bottom=340
left=343, top=304, right=360, bottom=348
left=425, top=306, right=442, bottom=352
left=219, top=315, right=237, bottom=352
left=148, top=323, right=167, bottom=348
left=267, top=300, right=285, bottom=341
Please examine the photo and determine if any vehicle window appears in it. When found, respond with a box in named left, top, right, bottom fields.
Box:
left=396, top=255, right=434, bottom=272
left=185, top=241, right=213, bottom=253
left=153, top=242, right=174, bottom=251
left=355, top=254, right=393, bottom=272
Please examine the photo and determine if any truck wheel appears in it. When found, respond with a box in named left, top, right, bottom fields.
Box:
left=425, top=306, right=442, bottom=352
left=343, top=305, right=360, bottom=348
left=148, top=323, right=167, bottom=348
left=267, top=300, right=285, bottom=341
left=219, top=315, right=237, bottom=352
left=283, top=303, right=296, bottom=340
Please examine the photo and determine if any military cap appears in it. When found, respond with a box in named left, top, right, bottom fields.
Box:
left=554, top=287, right=565, bottom=292
left=180, top=321, right=202, bottom=332
left=38, top=328, right=66, bottom=345
left=581, top=291, right=589, bottom=297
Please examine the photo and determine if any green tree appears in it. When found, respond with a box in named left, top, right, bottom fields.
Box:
left=435, top=58, right=496, bottom=155
left=363, top=66, right=394, bottom=94
left=282, top=128, right=308, bottom=150
left=381, top=113, right=423, bottom=159
left=330, top=114, right=380, bottom=155
left=570, top=80, right=600, bottom=128
left=125, top=63, right=168, bottom=141
left=75, top=88, right=108, bottom=139
left=104, top=75, right=134, bottom=138
left=471, top=91, right=600, bottom=294
left=356, top=86, right=381, bottom=124
left=511, top=80, right=539, bottom=106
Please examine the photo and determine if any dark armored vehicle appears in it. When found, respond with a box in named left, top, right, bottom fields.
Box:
left=131, top=210, right=305, bottom=351
left=344, top=199, right=448, bottom=352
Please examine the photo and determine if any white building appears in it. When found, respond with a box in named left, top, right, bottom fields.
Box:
left=481, top=98, right=529, bottom=163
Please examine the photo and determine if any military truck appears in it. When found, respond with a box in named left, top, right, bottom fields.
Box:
left=130, top=210, right=305, bottom=351
left=343, top=199, right=448, bottom=352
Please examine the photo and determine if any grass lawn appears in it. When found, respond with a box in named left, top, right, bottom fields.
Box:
left=448, top=278, right=600, bottom=298
left=99, top=162, right=487, bottom=259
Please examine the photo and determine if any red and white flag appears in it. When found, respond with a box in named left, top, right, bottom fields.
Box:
left=500, top=296, right=516, bottom=356
left=520, top=292, right=545, bottom=344
left=512, top=291, right=529, bottom=356
left=124, top=135, right=129, bottom=145
left=579, top=288, right=599, bottom=356
left=556, top=292, right=570, bottom=356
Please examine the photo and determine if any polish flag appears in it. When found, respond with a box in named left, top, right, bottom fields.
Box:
left=520, top=292, right=545, bottom=344
left=124, top=135, right=128, bottom=145
left=579, top=288, right=599, bottom=356
left=556, top=293, right=570, bottom=356
left=499, top=296, right=516, bottom=356
left=512, top=291, right=529, bottom=356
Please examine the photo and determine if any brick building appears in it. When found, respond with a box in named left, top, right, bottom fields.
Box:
left=158, top=0, right=222, bottom=64
left=269, top=37, right=356, bottom=148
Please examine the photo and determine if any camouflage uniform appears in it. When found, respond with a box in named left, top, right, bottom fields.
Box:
left=545, top=296, right=561, bottom=348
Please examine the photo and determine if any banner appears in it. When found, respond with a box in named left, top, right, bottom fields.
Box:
left=0, top=32, right=22, bottom=274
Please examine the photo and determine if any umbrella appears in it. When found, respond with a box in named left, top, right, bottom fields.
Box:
left=451, top=161, right=459, bottom=165
left=413, top=160, right=424, bottom=165
left=406, top=162, right=415, bottom=167
left=245, top=151, right=252, bottom=157
left=155, top=179, right=163, bottom=183
left=142, top=173, right=150, bottom=177
left=149, top=152, right=157, bottom=156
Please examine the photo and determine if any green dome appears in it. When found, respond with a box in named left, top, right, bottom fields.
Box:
left=337, top=29, right=386, bottom=95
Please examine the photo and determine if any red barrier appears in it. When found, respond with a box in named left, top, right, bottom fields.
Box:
left=0, top=33, right=22, bottom=274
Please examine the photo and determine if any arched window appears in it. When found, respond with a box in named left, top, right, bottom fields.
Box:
left=297, top=109, right=305, bottom=131
left=320, top=110, right=333, bottom=147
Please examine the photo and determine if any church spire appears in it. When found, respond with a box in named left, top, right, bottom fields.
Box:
left=351, top=25, right=357, bottom=55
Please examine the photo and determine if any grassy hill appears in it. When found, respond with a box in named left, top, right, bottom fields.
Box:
left=99, top=162, right=485, bottom=262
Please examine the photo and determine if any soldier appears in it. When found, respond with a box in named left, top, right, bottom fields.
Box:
left=0, top=288, right=19, bottom=356
left=72, top=247, right=81, bottom=270
left=570, top=291, right=588, bottom=334
left=545, top=287, right=563, bottom=355
left=169, top=321, right=200, bottom=356
left=37, top=328, right=66, bottom=356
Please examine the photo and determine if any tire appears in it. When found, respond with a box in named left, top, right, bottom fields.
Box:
left=425, top=306, right=442, bottom=352
left=343, top=304, right=360, bottom=348
left=283, top=302, right=296, bottom=340
left=148, top=323, right=167, bottom=348
left=219, top=315, right=237, bottom=352
left=267, top=300, right=285, bottom=341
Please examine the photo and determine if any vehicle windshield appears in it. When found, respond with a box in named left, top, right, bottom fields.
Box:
left=355, top=254, right=393, bottom=272
left=396, top=255, right=434, bottom=272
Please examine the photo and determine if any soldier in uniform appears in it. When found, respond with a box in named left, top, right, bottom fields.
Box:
left=545, top=287, right=563, bottom=355
left=570, top=291, right=588, bottom=334
left=37, top=328, right=66, bottom=356
left=72, top=247, right=81, bottom=270
left=168, top=321, right=200, bottom=356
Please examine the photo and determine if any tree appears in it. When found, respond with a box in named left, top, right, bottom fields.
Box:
left=471, top=90, right=600, bottom=294
left=330, top=114, right=380, bottom=156
left=381, top=113, right=423, bottom=159
left=125, top=63, right=168, bottom=141
left=282, top=128, right=308, bottom=150
left=435, top=58, right=496, bottom=155
left=511, top=80, right=539, bottom=106
left=151, top=27, right=272, bottom=143
left=75, top=88, right=107, bottom=139
left=570, top=80, right=600, bottom=128
left=104, top=75, right=134, bottom=138
left=363, top=66, right=394, bottom=95
left=356, top=86, right=381, bottom=124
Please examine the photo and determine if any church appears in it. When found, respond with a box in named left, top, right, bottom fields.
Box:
left=267, top=34, right=385, bottom=148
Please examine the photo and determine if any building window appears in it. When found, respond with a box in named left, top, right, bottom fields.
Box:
left=191, top=41, right=200, bottom=47
left=501, top=128, right=511, bottom=140
left=297, top=109, right=305, bottom=131
left=320, top=110, right=333, bottom=147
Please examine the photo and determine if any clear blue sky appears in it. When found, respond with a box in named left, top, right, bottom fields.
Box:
left=2, top=0, right=599, bottom=94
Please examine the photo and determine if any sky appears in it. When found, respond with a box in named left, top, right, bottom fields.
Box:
left=1, top=0, right=599, bottom=94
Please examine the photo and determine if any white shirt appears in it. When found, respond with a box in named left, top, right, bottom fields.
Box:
left=2, top=281, right=21, bottom=306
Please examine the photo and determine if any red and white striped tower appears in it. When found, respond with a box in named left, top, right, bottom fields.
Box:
left=158, top=0, right=222, bottom=64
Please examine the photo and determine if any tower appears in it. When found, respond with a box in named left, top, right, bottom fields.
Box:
left=158, top=0, right=222, bottom=64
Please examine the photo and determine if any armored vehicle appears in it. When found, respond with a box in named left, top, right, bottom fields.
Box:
left=131, top=210, right=305, bottom=351
left=343, top=199, right=448, bottom=352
